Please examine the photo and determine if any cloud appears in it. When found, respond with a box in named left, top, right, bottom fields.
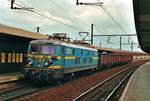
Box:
left=0, top=0, right=140, bottom=51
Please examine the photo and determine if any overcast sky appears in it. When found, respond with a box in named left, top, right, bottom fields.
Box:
left=0, top=0, right=142, bottom=51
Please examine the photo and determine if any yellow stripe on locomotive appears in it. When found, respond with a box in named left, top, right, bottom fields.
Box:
left=64, top=56, right=75, bottom=60
left=48, top=65, right=63, bottom=69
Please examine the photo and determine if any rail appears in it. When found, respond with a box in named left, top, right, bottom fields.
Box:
left=0, top=85, right=40, bottom=101
left=73, top=64, right=139, bottom=101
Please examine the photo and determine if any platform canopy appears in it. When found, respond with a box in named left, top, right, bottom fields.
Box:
left=133, top=0, right=150, bottom=54
left=0, top=24, right=48, bottom=39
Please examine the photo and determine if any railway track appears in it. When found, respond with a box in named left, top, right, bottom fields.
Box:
left=0, top=84, right=41, bottom=101
left=0, top=61, right=145, bottom=101
left=16, top=61, right=145, bottom=101
left=73, top=65, right=138, bottom=101
left=0, top=80, right=24, bottom=93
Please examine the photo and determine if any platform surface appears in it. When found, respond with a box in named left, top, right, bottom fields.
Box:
left=0, top=72, right=24, bottom=84
left=120, top=62, right=150, bottom=101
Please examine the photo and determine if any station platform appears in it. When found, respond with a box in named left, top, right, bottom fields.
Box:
left=0, top=72, right=24, bottom=84
left=120, top=62, right=150, bottom=101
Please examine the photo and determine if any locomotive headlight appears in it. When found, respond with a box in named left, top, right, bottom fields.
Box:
left=44, top=62, right=49, bottom=66
left=44, top=61, right=53, bottom=67
left=29, top=61, right=32, bottom=65
left=44, top=58, right=53, bottom=67
left=27, top=58, right=33, bottom=66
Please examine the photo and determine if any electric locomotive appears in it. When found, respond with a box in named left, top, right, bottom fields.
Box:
left=24, top=39, right=99, bottom=83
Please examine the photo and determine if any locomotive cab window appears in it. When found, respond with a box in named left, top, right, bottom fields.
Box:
left=28, top=43, right=55, bottom=55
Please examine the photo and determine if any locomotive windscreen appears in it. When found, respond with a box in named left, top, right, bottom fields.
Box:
left=28, top=43, right=55, bottom=54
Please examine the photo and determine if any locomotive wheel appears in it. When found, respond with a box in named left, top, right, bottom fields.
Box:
left=32, top=72, right=40, bottom=83
left=46, top=76, right=54, bottom=84
left=35, top=72, right=41, bottom=83
left=25, top=72, right=31, bottom=80
left=98, top=66, right=102, bottom=70
left=24, top=71, right=33, bottom=82
left=33, top=74, right=39, bottom=83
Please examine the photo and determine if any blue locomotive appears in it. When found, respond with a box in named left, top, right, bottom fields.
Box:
left=25, top=39, right=99, bottom=83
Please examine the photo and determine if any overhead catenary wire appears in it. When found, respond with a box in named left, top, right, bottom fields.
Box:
left=101, top=6, right=127, bottom=34
left=11, top=0, right=107, bottom=36
left=47, top=0, right=70, bottom=15
left=111, top=0, right=127, bottom=30
left=31, top=11, right=81, bottom=31
left=10, top=0, right=113, bottom=36
left=48, top=0, right=117, bottom=36
left=9, top=0, right=97, bottom=42
left=111, top=0, right=125, bottom=23
left=36, top=0, right=110, bottom=38
left=111, top=0, right=134, bottom=43
left=47, top=0, right=90, bottom=29
left=97, top=0, right=127, bottom=34
left=47, top=0, right=96, bottom=31
left=9, top=0, right=124, bottom=41
left=8, top=0, right=81, bottom=31
left=19, top=0, right=91, bottom=32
